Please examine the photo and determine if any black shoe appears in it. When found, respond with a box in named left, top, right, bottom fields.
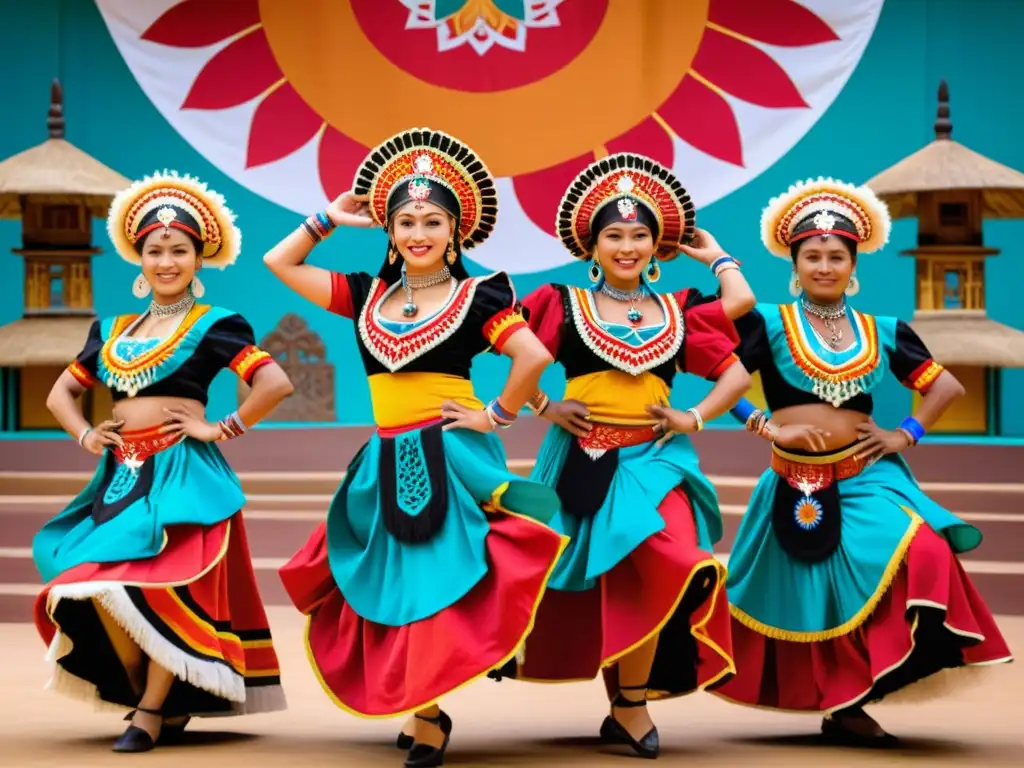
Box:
left=113, top=706, right=162, bottom=753
left=404, top=710, right=453, bottom=767
left=822, top=715, right=900, bottom=748
left=397, top=710, right=450, bottom=750
left=125, top=710, right=191, bottom=745
left=599, top=685, right=659, bottom=759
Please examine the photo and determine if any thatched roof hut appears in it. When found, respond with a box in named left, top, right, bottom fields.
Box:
left=911, top=311, right=1024, bottom=368
left=0, top=316, right=94, bottom=367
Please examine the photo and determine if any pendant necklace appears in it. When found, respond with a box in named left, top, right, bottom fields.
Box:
left=401, top=265, right=452, bottom=318
left=599, top=282, right=646, bottom=325
left=801, top=295, right=846, bottom=350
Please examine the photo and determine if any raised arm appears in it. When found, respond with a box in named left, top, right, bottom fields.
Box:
left=678, top=227, right=756, bottom=320
left=263, top=191, right=375, bottom=309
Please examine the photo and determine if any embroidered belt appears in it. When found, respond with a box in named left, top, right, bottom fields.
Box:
left=113, top=426, right=184, bottom=464
left=578, top=423, right=659, bottom=455
left=770, top=443, right=865, bottom=492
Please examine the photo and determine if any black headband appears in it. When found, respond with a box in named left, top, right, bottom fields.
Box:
left=590, top=195, right=661, bottom=244
left=790, top=210, right=860, bottom=245
left=386, top=176, right=461, bottom=223
left=132, top=205, right=203, bottom=253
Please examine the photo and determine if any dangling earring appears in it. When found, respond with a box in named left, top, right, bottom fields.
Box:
left=387, top=242, right=398, bottom=266
left=845, top=273, right=860, bottom=297
left=646, top=259, right=661, bottom=283
left=445, top=234, right=457, bottom=266
left=132, top=273, right=151, bottom=299
left=788, top=272, right=801, bottom=297
left=190, top=275, right=205, bottom=299
left=588, top=257, right=603, bottom=283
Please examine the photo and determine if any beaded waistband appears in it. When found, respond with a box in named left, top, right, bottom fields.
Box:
left=113, top=425, right=184, bottom=464
left=578, top=423, right=660, bottom=453
left=770, top=442, right=866, bottom=491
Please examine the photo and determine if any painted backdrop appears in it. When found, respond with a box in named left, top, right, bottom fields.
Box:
left=2, top=0, right=1023, bottom=431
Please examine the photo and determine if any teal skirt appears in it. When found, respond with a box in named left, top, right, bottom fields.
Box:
left=727, top=452, right=981, bottom=639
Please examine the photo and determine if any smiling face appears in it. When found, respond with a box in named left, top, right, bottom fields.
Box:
left=390, top=200, right=455, bottom=274
left=139, top=229, right=201, bottom=301
left=793, top=236, right=856, bottom=304
left=594, top=222, right=656, bottom=288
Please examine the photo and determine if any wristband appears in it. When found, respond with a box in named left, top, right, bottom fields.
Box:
left=686, top=407, right=705, bottom=432
left=709, top=256, right=735, bottom=273
left=77, top=426, right=93, bottom=447
left=731, top=399, right=757, bottom=423
left=898, top=416, right=926, bottom=445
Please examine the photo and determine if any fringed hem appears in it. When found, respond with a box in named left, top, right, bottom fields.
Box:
left=48, top=582, right=246, bottom=703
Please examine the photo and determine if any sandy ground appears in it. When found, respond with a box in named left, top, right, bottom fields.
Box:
left=2, top=609, right=1021, bottom=767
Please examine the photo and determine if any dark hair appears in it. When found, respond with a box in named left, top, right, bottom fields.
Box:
left=790, top=235, right=857, bottom=263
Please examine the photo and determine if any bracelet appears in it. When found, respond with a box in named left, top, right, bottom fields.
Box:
left=218, top=411, right=247, bottom=441
left=743, top=408, right=776, bottom=441
left=686, top=407, right=705, bottom=432
left=896, top=427, right=916, bottom=448
left=77, top=425, right=93, bottom=447
left=300, top=210, right=337, bottom=244
left=487, top=399, right=516, bottom=429
left=898, top=416, right=926, bottom=445
left=709, top=255, right=734, bottom=273
left=527, top=391, right=550, bottom=416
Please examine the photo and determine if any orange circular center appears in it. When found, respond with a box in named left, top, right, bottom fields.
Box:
left=797, top=503, right=820, bottom=525
left=259, top=0, right=709, bottom=177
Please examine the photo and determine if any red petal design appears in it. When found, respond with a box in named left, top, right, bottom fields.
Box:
left=709, top=0, right=838, bottom=47
left=246, top=84, right=324, bottom=169
left=512, top=153, right=594, bottom=235
left=605, top=117, right=675, bottom=169
left=318, top=127, right=370, bottom=201
left=142, top=0, right=261, bottom=49
left=658, top=76, right=744, bottom=167
left=182, top=29, right=282, bottom=110
left=692, top=28, right=807, bottom=109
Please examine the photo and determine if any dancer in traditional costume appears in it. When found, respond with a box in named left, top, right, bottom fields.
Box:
left=33, top=172, right=293, bottom=752
left=266, top=128, right=566, bottom=768
left=715, top=178, right=1013, bottom=744
left=492, top=153, right=754, bottom=759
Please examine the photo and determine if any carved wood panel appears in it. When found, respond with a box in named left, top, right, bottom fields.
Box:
left=237, top=313, right=336, bottom=421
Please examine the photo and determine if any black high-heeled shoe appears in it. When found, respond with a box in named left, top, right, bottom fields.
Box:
left=113, top=706, right=163, bottom=753
left=821, top=711, right=900, bottom=748
left=598, top=684, right=659, bottom=759
left=404, top=710, right=453, bottom=767
left=396, top=709, right=451, bottom=750
left=125, top=710, right=191, bottom=745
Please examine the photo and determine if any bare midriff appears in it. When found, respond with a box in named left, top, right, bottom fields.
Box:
left=771, top=403, right=870, bottom=453
left=112, top=396, right=206, bottom=433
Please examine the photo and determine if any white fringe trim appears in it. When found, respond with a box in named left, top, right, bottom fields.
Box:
left=47, top=582, right=247, bottom=704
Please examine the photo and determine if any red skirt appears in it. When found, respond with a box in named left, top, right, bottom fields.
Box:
left=715, top=524, right=1013, bottom=712
left=518, top=488, right=735, bottom=700
left=280, top=509, right=566, bottom=717
left=35, top=514, right=285, bottom=716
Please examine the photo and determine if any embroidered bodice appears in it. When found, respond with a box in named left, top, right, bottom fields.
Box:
left=522, top=283, right=740, bottom=385
left=67, top=304, right=273, bottom=404
left=735, top=302, right=944, bottom=414
left=326, top=270, right=528, bottom=379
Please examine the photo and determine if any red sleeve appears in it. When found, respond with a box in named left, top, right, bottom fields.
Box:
left=521, top=283, right=564, bottom=358
left=327, top=271, right=354, bottom=318
left=675, top=289, right=741, bottom=380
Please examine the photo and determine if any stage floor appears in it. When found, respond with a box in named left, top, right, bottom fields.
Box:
left=2, top=608, right=1020, bottom=767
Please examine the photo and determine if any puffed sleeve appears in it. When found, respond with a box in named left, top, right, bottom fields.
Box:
left=674, top=288, right=741, bottom=380
left=473, top=272, right=530, bottom=354
left=888, top=319, right=944, bottom=392
left=205, top=314, right=275, bottom=384
left=66, top=320, right=103, bottom=388
left=326, top=271, right=375, bottom=319
left=520, top=283, right=565, bottom=359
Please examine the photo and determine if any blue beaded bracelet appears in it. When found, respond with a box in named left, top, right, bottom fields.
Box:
left=899, top=416, right=926, bottom=444
left=710, top=256, right=734, bottom=273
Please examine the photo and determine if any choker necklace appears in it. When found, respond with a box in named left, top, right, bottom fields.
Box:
left=148, top=294, right=195, bottom=318
left=800, top=295, right=846, bottom=349
left=599, top=282, right=646, bottom=325
left=401, top=265, right=452, bottom=318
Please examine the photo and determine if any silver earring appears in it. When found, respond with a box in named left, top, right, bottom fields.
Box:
left=845, top=274, right=860, bottom=297
left=190, top=275, right=205, bottom=299
left=788, top=272, right=801, bottom=297
left=132, top=273, right=151, bottom=298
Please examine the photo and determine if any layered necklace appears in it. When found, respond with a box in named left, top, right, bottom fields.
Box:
left=599, top=282, right=646, bottom=325
left=800, top=294, right=846, bottom=350
left=148, top=293, right=195, bottom=318
left=401, top=265, right=452, bottom=318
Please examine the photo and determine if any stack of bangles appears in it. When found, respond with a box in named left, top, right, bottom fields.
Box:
left=486, top=399, right=517, bottom=430
left=709, top=255, right=740, bottom=278
left=301, top=210, right=336, bottom=244
left=218, top=411, right=247, bottom=441
left=745, top=408, right=776, bottom=441
left=897, top=416, right=925, bottom=447
left=527, top=391, right=550, bottom=417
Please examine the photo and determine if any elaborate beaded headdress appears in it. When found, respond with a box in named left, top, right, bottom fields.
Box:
left=761, top=177, right=891, bottom=258
left=352, top=127, right=497, bottom=250
left=107, top=171, right=240, bottom=268
left=557, top=153, right=695, bottom=261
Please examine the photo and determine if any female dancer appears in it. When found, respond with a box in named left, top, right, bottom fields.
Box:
left=267, top=128, right=566, bottom=767
left=716, top=178, right=1013, bottom=744
left=33, top=172, right=293, bottom=752
left=497, top=153, right=754, bottom=759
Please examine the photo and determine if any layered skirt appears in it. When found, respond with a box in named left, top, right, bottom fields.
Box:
left=279, top=418, right=567, bottom=718
left=32, top=426, right=285, bottom=716
left=716, top=443, right=1013, bottom=712
left=507, top=423, right=734, bottom=699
